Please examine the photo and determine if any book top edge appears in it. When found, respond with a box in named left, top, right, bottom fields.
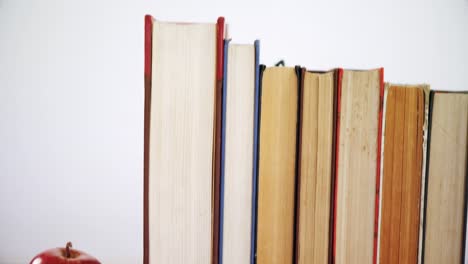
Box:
left=145, top=14, right=224, bottom=26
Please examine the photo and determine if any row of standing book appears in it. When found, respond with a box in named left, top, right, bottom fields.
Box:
left=143, top=15, right=468, bottom=264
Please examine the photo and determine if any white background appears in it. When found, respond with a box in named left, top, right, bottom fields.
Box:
left=1, top=0, right=467, bottom=263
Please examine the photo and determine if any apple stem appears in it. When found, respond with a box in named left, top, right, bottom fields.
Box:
left=65, top=242, right=72, bottom=258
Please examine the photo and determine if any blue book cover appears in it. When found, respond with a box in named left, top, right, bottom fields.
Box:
left=218, top=38, right=230, bottom=264
left=251, top=40, right=260, bottom=264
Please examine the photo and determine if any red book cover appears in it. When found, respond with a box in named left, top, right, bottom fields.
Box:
left=143, top=14, right=153, bottom=264
left=212, top=16, right=225, bottom=264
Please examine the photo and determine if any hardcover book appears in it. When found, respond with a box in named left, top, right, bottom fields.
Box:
left=218, top=40, right=260, bottom=264
left=256, top=66, right=300, bottom=264
left=422, top=91, right=468, bottom=264
left=296, top=69, right=337, bottom=264
left=143, top=15, right=225, bottom=264
left=333, top=68, right=384, bottom=264
left=378, top=84, right=428, bottom=264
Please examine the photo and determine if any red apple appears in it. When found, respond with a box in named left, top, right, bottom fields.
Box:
left=30, top=242, right=101, bottom=264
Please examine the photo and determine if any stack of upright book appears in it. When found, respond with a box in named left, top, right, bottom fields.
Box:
left=143, top=15, right=468, bottom=264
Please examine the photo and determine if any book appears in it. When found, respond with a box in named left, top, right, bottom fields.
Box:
left=422, top=91, right=468, bottom=264
left=378, top=84, right=428, bottom=264
left=218, top=40, right=260, bottom=264
left=333, top=68, right=384, bottom=264
left=143, top=15, right=224, bottom=264
left=256, top=66, right=300, bottom=264
left=296, top=69, right=337, bottom=264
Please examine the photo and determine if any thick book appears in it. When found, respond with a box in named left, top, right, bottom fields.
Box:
left=332, top=68, right=384, bottom=264
left=143, top=15, right=224, bottom=264
left=422, top=91, right=468, bottom=264
left=256, top=66, right=300, bottom=264
left=377, top=84, right=428, bottom=264
left=296, top=69, right=337, bottom=264
left=218, top=40, right=260, bottom=264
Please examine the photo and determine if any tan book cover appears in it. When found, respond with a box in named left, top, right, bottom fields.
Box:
left=256, top=66, right=299, bottom=264
left=422, top=91, right=468, bottom=264
left=296, top=69, right=337, bottom=264
left=333, top=68, right=384, bottom=264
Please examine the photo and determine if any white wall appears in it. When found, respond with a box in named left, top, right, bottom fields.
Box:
left=1, top=0, right=467, bottom=263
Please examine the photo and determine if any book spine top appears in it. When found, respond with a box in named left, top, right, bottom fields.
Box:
left=144, top=15, right=153, bottom=78
left=216, top=17, right=225, bottom=81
